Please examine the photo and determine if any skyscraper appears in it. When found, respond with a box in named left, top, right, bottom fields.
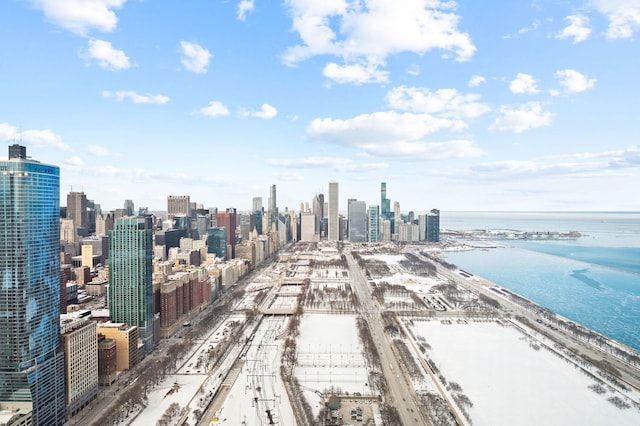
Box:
left=328, top=181, right=339, bottom=241
left=426, top=209, right=440, bottom=242
left=0, top=145, right=66, bottom=425
left=108, top=217, right=154, bottom=350
left=167, top=195, right=191, bottom=220
left=348, top=199, right=367, bottom=242
left=380, top=182, right=391, bottom=221
left=67, top=190, right=88, bottom=237
left=268, top=184, right=278, bottom=230
left=368, top=204, right=380, bottom=242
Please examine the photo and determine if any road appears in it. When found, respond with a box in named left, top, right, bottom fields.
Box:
left=345, top=252, right=429, bottom=426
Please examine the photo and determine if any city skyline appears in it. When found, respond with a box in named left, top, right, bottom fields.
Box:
left=1, top=1, right=639, bottom=211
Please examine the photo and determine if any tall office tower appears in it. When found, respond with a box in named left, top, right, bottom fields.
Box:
left=328, top=181, right=339, bottom=241
left=268, top=184, right=278, bottom=230
left=67, top=190, right=88, bottom=236
left=216, top=208, right=237, bottom=258
left=252, top=197, right=263, bottom=213
left=426, top=209, right=440, bottom=242
left=367, top=205, right=380, bottom=242
left=123, top=199, right=135, bottom=216
left=206, top=227, right=227, bottom=260
left=108, top=217, right=154, bottom=351
left=312, top=193, right=324, bottom=237
left=348, top=199, right=367, bottom=242
left=167, top=195, right=191, bottom=220
left=393, top=201, right=401, bottom=224
left=0, top=145, right=66, bottom=425
left=380, top=182, right=391, bottom=220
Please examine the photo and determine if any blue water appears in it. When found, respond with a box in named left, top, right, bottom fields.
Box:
left=441, top=212, right=640, bottom=352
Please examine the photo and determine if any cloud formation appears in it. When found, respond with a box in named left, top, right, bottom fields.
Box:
left=555, top=69, right=597, bottom=93
left=556, top=15, right=591, bottom=43
left=283, top=0, right=475, bottom=82
left=323, top=62, right=389, bottom=84
left=489, top=102, right=552, bottom=133
left=509, top=73, right=539, bottom=94
left=266, top=156, right=389, bottom=172
left=85, top=39, right=130, bottom=70
left=387, top=86, right=490, bottom=119
left=468, top=75, right=487, bottom=87
left=252, top=104, right=278, bottom=119
left=102, top=90, right=169, bottom=104
left=180, top=41, right=212, bottom=74
left=591, top=0, right=640, bottom=39
left=0, top=122, right=70, bottom=151
left=199, top=101, right=230, bottom=118
left=30, top=0, right=126, bottom=36
left=237, top=0, right=255, bottom=21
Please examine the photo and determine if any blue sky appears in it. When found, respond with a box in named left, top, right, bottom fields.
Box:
left=1, top=0, right=639, bottom=212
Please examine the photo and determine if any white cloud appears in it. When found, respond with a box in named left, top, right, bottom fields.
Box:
left=0, top=122, right=70, bottom=151
left=283, top=0, right=475, bottom=82
left=322, top=62, right=389, bottom=84
left=63, top=156, right=84, bottom=168
left=252, top=104, right=278, bottom=119
left=590, top=0, right=640, bottom=39
left=30, top=0, right=126, bottom=36
left=102, top=90, right=169, bottom=104
left=180, top=41, right=212, bottom=74
left=87, top=145, right=111, bottom=157
left=237, top=0, right=255, bottom=21
left=509, top=73, right=539, bottom=94
left=489, top=102, right=553, bottom=133
left=85, top=39, right=130, bottom=70
left=266, top=156, right=389, bottom=172
left=386, top=86, right=490, bottom=119
left=307, top=111, right=484, bottom=160
left=468, top=75, right=486, bottom=87
left=407, top=64, right=421, bottom=76
left=556, top=15, right=591, bottom=43
left=199, top=101, right=230, bottom=118
left=555, top=69, right=597, bottom=93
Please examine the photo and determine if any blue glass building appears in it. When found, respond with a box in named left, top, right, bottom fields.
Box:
left=0, top=145, right=66, bottom=425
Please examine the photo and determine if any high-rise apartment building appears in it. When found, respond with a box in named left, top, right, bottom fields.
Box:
left=0, top=145, right=66, bottom=425
left=313, top=193, right=324, bottom=237
left=123, top=199, right=135, bottom=216
left=216, top=208, right=237, bottom=258
left=348, top=199, right=367, bottom=242
left=367, top=205, right=380, bottom=242
left=252, top=197, right=263, bottom=213
left=268, top=185, right=278, bottom=230
left=108, top=217, right=154, bottom=350
left=328, top=181, right=339, bottom=241
left=60, top=312, right=98, bottom=417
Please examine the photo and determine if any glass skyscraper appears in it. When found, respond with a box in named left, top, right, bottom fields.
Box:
left=0, top=145, right=66, bottom=425
left=108, top=217, right=154, bottom=351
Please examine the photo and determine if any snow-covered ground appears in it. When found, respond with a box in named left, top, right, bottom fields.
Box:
left=295, top=314, right=371, bottom=413
left=409, top=320, right=640, bottom=426
left=216, top=316, right=296, bottom=426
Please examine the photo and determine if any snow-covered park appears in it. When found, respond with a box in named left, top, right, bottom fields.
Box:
left=409, top=320, right=640, bottom=426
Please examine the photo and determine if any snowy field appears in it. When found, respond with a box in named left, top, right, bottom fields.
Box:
left=409, top=321, right=640, bottom=426
left=295, top=314, right=370, bottom=412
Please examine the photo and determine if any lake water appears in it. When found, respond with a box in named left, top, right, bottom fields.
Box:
left=440, top=212, right=640, bottom=352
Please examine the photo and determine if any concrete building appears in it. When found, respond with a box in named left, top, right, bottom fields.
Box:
left=0, top=145, right=66, bottom=425
left=67, top=191, right=88, bottom=235
left=328, top=181, right=339, bottom=241
left=300, top=211, right=318, bottom=242
left=96, top=323, right=139, bottom=371
left=97, top=334, right=117, bottom=386
left=167, top=195, right=191, bottom=220
left=60, top=311, right=98, bottom=418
